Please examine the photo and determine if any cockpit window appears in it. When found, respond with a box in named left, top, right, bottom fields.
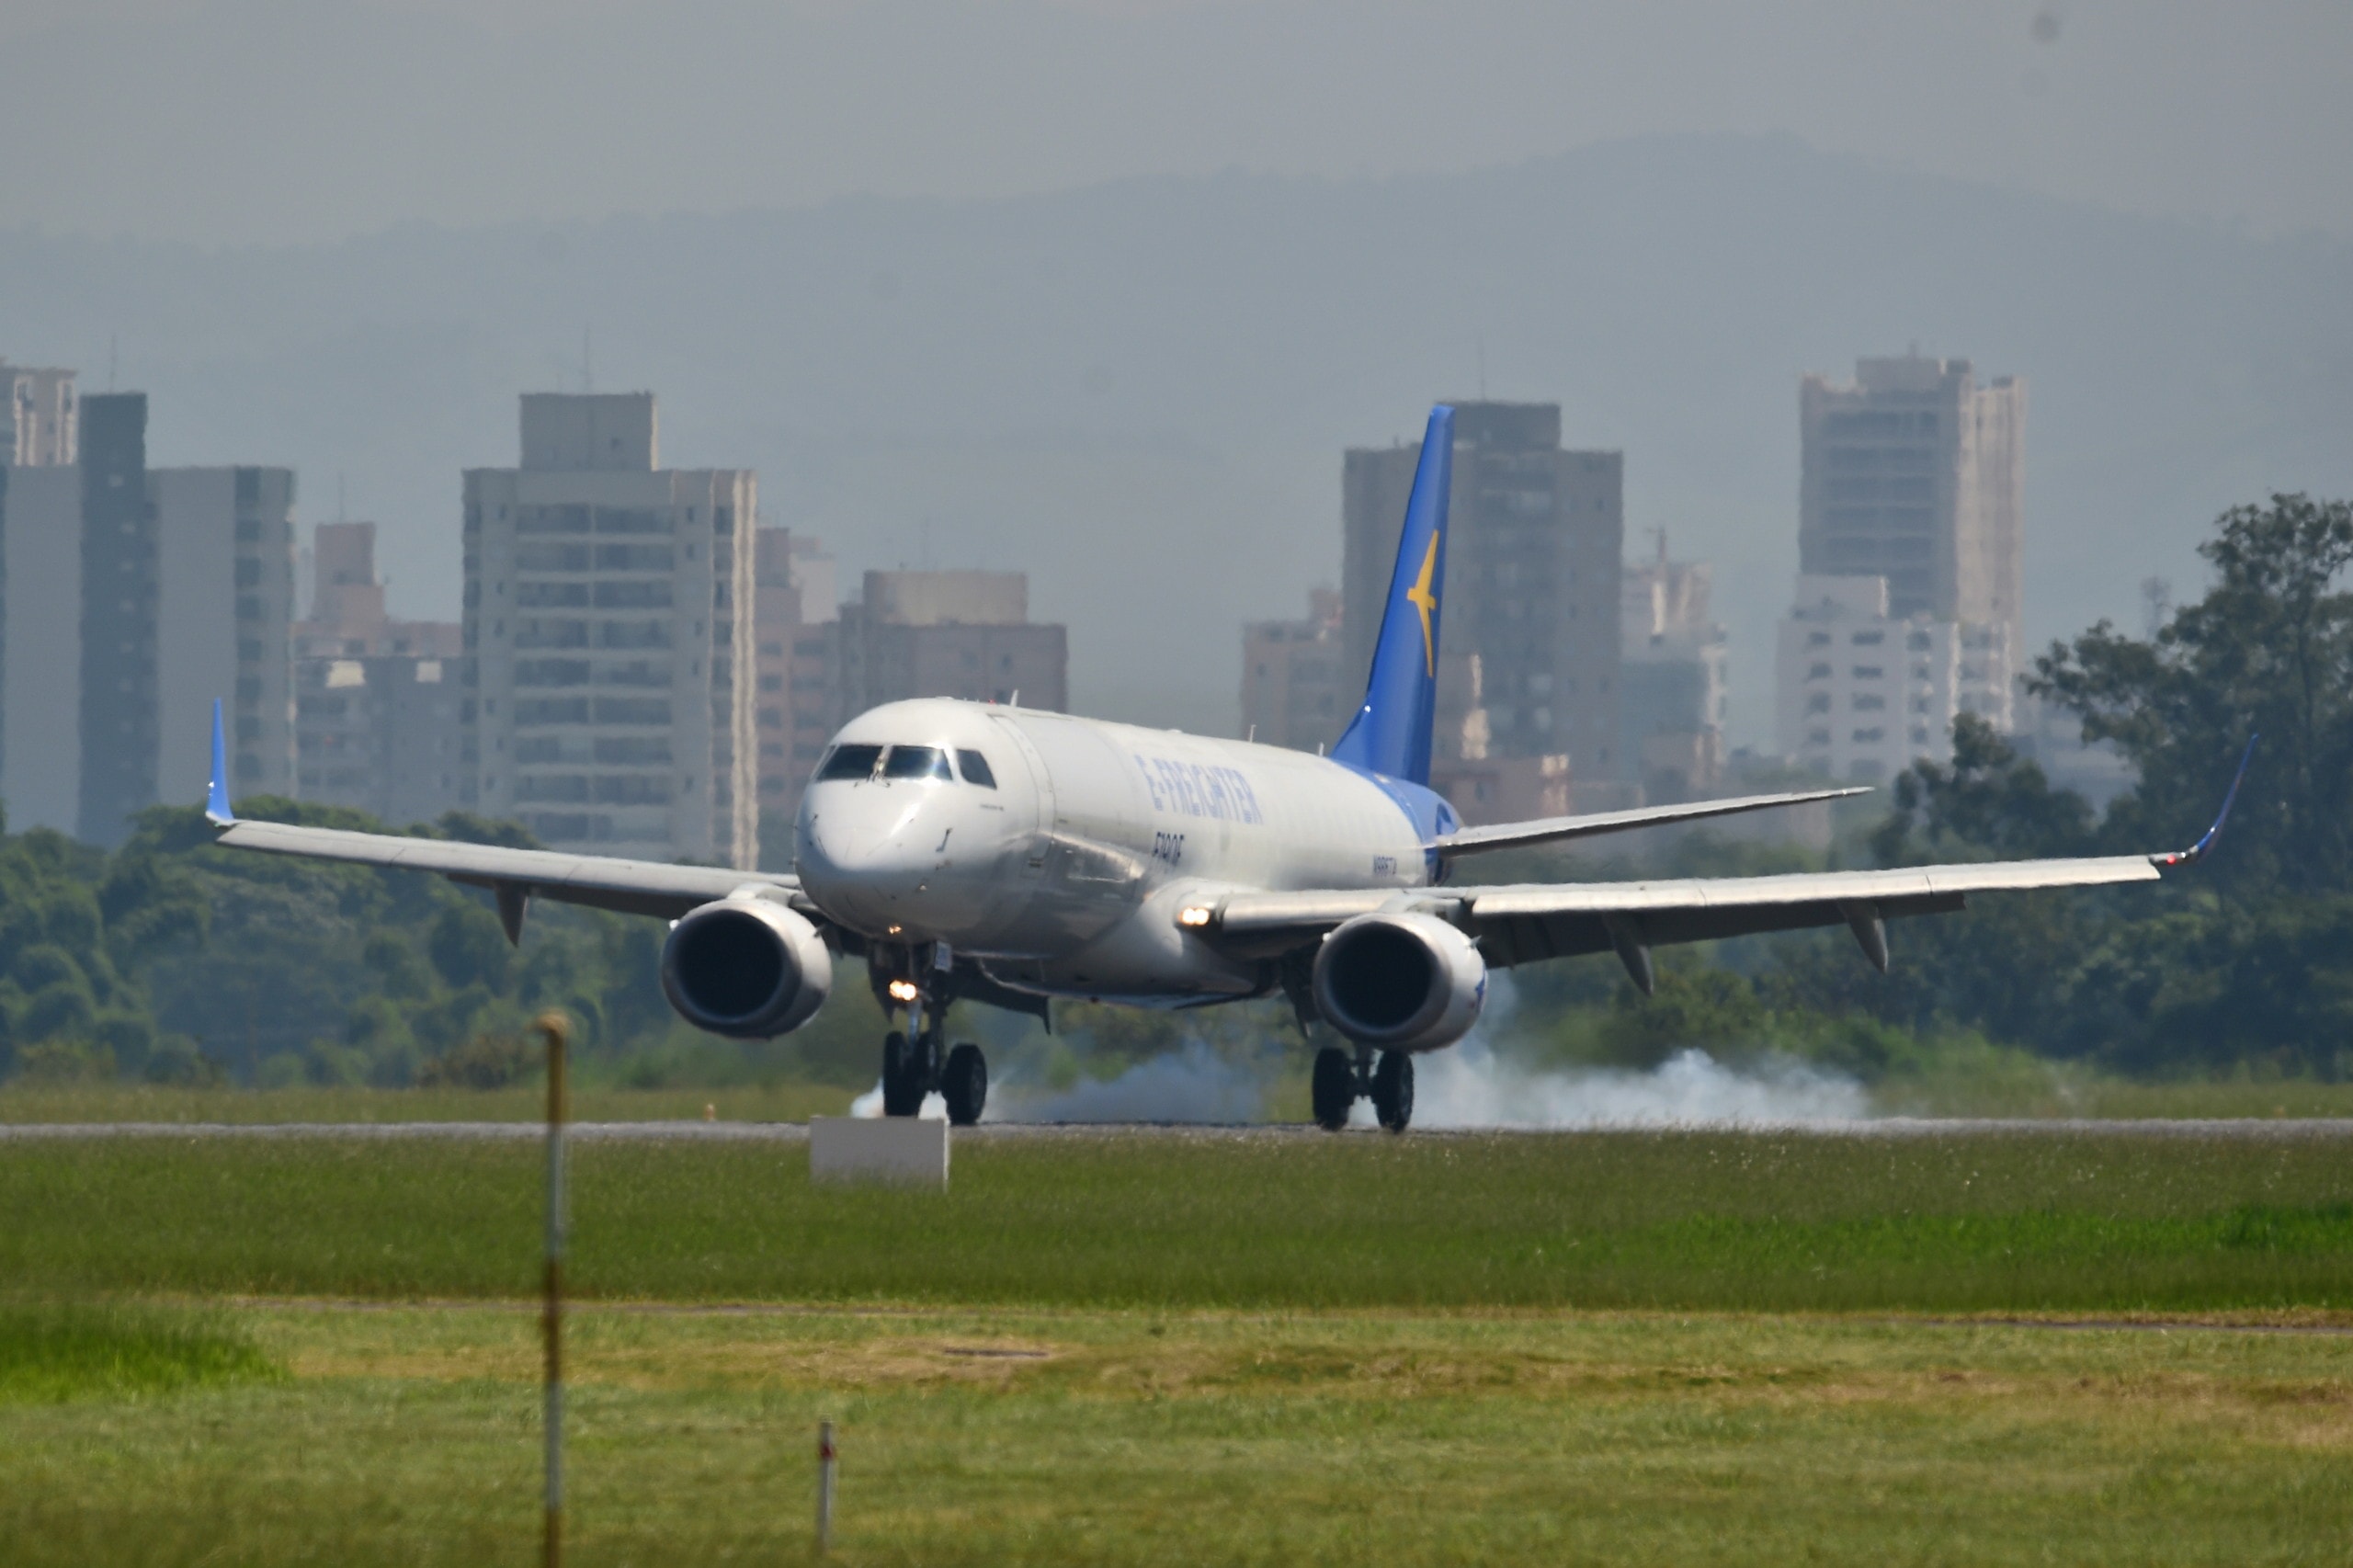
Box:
left=881, top=745, right=953, bottom=781
left=955, top=750, right=997, bottom=789
left=815, top=744, right=882, bottom=781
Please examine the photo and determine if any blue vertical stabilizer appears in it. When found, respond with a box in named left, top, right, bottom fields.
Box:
left=1328, top=404, right=1455, bottom=786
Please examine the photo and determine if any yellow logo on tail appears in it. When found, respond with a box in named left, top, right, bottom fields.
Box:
left=1404, top=532, right=1440, bottom=677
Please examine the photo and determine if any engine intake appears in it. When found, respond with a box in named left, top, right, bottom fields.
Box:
left=1311, top=911, right=1486, bottom=1052
left=660, top=899, right=833, bottom=1039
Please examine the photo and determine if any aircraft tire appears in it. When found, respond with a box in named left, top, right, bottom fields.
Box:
left=881, top=1030, right=925, bottom=1117
left=1370, top=1051, right=1414, bottom=1133
left=942, top=1042, right=988, bottom=1127
left=1310, top=1047, right=1355, bottom=1131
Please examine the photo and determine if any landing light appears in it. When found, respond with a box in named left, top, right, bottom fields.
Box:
left=1177, top=905, right=1213, bottom=928
left=886, top=979, right=920, bottom=1003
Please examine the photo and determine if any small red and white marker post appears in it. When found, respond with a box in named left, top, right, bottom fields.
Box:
left=816, top=1421, right=838, bottom=1551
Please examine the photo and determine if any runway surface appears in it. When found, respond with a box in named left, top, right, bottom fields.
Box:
left=6, top=1117, right=2353, bottom=1140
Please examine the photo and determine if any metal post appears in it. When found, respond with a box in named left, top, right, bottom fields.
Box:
left=540, top=1013, right=570, bottom=1568
left=817, top=1421, right=837, bottom=1552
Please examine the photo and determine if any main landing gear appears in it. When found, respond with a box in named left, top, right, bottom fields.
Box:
left=881, top=1024, right=989, bottom=1126
left=1311, top=1043, right=1415, bottom=1133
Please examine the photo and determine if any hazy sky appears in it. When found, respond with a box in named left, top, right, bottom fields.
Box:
left=3, top=0, right=2348, bottom=245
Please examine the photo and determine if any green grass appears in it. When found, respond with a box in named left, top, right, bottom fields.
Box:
left=9, top=1131, right=2353, bottom=1312
left=7, top=1131, right=2353, bottom=1562
left=5, top=1304, right=2352, bottom=1565
left=17, top=1067, right=2353, bottom=1125
left=0, top=1300, right=281, bottom=1403
left=0, top=1081, right=862, bottom=1125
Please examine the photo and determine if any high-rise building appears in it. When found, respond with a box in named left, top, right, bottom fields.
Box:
left=151, top=465, right=300, bottom=823
left=1619, top=539, right=1729, bottom=802
left=0, top=360, right=76, bottom=467
left=0, top=456, right=82, bottom=832
left=76, top=392, right=157, bottom=842
left=293, top=522, right=465, bottom=825
left=1775, top=575, right=2015, bottom=784
left=464, top=392, right=757, bottom=868
left=1800, top=353, right=2025, bottom=644
left=1239, top=588, right=1346, bottom=752
left=826, top=570, right=1066, bottom=726
left=1344, top=403, right=1622, bottom=784
left=752, top=527, right=801, bottom=819
left=0, top=388, right=297, bottom=843
left=1780, top=353, right=2027, bottom=782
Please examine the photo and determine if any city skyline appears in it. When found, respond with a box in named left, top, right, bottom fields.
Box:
left=4, top=135, right=2337, bottom=745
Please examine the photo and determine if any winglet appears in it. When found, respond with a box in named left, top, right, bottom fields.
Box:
left=2154, top=733, right=2256, bottom=868
left=205, top=699, right=234, bottom=825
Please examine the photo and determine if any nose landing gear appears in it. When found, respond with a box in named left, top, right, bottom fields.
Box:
left=878, top=1021, right=989, bottom=1125
left=1310, top=1044, right=1415, bottom=1133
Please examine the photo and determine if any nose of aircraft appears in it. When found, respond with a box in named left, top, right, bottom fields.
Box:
left=796, top=784, right=970, bottom=932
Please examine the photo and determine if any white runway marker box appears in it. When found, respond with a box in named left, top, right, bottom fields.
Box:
left=809, top=1116, right=949, bottom=1188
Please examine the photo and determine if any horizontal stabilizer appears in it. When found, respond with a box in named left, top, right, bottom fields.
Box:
left=1431, top=786, right=1870, bottom=859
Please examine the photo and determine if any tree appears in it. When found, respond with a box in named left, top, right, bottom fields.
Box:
left=2031, top=493, right=2353, bottom=898
left=1869, top=712, right=2095, bottom=865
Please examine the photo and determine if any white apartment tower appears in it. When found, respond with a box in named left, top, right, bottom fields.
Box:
left=1780, top=354, right=2025, bottom=782
left=1776, top=575, right=2015, bottom=784
left=464, top=393, right=756, bottom=868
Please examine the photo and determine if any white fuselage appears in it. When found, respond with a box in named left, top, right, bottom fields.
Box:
left=794, top=699, right=1434, bottom=1002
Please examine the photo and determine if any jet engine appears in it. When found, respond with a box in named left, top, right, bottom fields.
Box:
left=1310, top=911, right=1486, bottom=1052
left=660, top=899, right=833, bottom=1039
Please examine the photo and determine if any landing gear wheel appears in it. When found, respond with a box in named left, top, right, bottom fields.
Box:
left=1370, top=1051, right=1415, bottom=1133
left=1311, top=1046, right=1356, bottom=1132
left=942, top=1042, right=988, bottom=1127
left=881, top=1030, right=925, bottom=1118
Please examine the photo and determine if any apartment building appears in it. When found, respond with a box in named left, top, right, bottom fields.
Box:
left=1774, top=574, right=2015, bottom=784
left=1619, top=540, right=1730, bottom=801
left=292, top=521, right=465, bottom=825
left=1779, top=352, right=2027, bottom=781
left=1344, top=403, right=1622, bottom=782
left=463, top=393, right=756, bottom=868
left=0, top=385, right=296, bottom=843
left=1239, top=588, right=1346, bottom=752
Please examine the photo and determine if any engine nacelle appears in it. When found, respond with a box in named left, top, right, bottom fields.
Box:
left=660, top=898, right=833, bottom=1039
left=1311, top=911, right=1486, bottom=1052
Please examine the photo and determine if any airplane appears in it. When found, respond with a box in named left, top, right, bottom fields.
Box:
left=205, top=404, right=2249, bottom=1132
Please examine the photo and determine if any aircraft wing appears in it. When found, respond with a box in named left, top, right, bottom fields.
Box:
left=199, top=699, right=811, bottom=938
left=1430, top=786, right=1870, bottom=859
left=1197, top=853, right=2165, bottom=987
left=1211, top=737, right=2256, bottom=988
left=211, top=818, right=813, bottom=935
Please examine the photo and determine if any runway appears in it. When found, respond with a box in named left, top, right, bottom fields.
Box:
left=6, top=1117, right=2353, bottom=1140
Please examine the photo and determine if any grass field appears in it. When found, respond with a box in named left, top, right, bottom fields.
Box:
left=16, top=1071, right=2353, bottom=1126
left=0, top=1081, right=864, bottom=1125
left=7, top=1128, right=2353, bottom=1563
left=7, top=1129, right=2353, bottom=1312
left=5, top=1301, right=2351, bottom=1565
